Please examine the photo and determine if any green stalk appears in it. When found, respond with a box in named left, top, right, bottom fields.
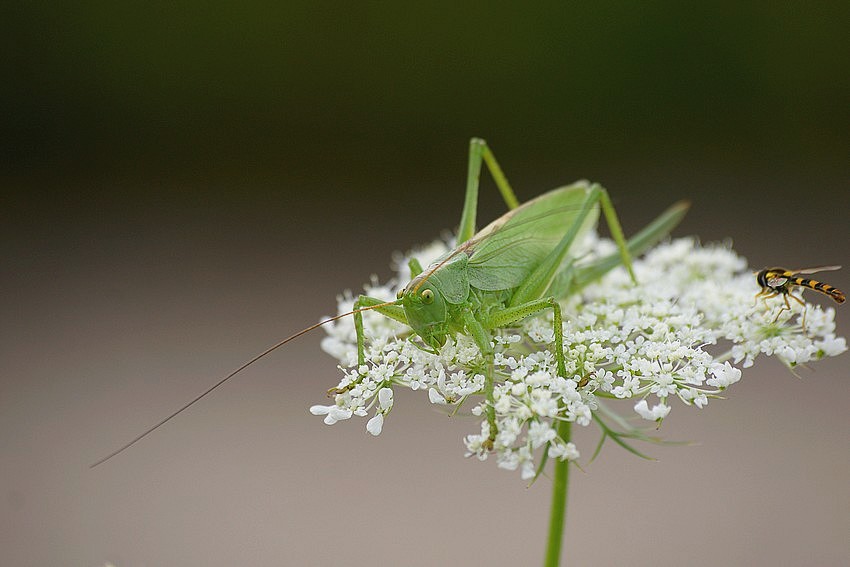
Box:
left=544, top=420, right=571, bottom=567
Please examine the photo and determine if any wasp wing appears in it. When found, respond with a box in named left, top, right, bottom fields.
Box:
left=790, top=265, right=842, bottom=275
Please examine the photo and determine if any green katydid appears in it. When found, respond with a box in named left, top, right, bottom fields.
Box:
left=340, top=138, right=688, bottom=448
left=91, top=138, right=688, bottom=467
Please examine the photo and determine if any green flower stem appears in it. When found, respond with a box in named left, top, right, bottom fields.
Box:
left=544, top=420, right=572, bottom=567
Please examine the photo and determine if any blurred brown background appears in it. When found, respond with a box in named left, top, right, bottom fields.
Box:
left=2, top=3, right=848, bottom=566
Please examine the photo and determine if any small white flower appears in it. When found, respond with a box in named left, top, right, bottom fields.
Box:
left=706, top=362, right=742, bottom=388
left=366, top=413, right=384, bottom=436
left=521, top=460, right=536, bottom=481
left=310, top=405, right=354, bottom=425
left=549, top=441, right=580, bottom=461
left=496, top=417, right=522, bottom=447
left=680, top=387, right=708, bottom=409
left=428, top=388, right=447, bottom=405
left=650, top=372, right=677, bottom=398
left=312, top=235, right=845, bottom=481
left=528, top=420, right=557, bottom=449
left=510, top=381, right=527, bottom=396
left=816, top=336, right=847, bottom=357
left=378, top=387, right=394, bottom=410
left=634, top=399, right=671, bottom=421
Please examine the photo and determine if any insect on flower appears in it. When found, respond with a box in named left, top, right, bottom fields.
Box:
left=755, top=266, right=845, bottom=327
left=91, top=138, right=689, bottom=466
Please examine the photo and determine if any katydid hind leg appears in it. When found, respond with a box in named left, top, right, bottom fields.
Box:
left=569, top=200, right=689, bottom=293
left=408, top=257, right=424, bottom=277
left=457, top=138, right=521, bottom=245
left=598, top=188, right=637, bottom=283
left=478, top=139, right=520, bottom=211
left=510, top=185, right=640, bottom=306
left=508, top=185, right=603, bottom=307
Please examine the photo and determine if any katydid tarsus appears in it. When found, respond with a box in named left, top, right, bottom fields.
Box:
left=91, top=138, right=688, bottom=466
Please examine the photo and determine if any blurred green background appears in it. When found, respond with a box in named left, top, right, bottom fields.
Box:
left=4, top=3, right=848, bottom=239
left=2, top=3, right=848, bottom=566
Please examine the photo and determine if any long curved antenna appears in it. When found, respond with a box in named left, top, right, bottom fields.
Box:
left=90, top=300, right=400, bottom=468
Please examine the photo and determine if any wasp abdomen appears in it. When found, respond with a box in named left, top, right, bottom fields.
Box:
left=788, top=277, right=845, bottom=303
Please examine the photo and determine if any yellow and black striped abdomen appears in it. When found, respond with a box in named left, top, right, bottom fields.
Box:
left=788, top=276, right=846, bottom=304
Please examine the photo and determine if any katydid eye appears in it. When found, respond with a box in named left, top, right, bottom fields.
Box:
left=421, top=289, right=435, bottom=304
left=396, top=288, right=404, bottom=300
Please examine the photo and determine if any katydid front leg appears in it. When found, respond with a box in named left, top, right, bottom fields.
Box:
left=327, top=294, right=407, bottom=396
left=329, top=250, right=428, bottom=397
left=353, top=295, right=407, bottom=361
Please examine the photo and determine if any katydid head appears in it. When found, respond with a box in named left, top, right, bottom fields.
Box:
left=399, top=281, right=449, bottom=349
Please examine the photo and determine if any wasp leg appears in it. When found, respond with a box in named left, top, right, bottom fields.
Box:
left=771, top=293, right=792, bottom=324
left=754, top=287, right=771, bottom=307
left=787, top=292, right=808, bottom=333
left=758, top=290, right=778, bottom=313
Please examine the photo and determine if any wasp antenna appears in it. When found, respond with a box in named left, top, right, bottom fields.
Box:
left=90, top=299, right=401, bottom=468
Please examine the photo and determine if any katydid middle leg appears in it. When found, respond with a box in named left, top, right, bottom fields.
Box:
left=463, top=297, right=570, bottom=447
left=460, top=310, right=498, bottom=448
left=487, top=297, right=569, bottom=379
left=349, top=252, right=426, bottom=365
left=467, top=185, right=637, bottom=445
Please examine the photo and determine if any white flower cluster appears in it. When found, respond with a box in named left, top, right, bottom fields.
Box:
left=310, top=235, right=846, bottom=480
